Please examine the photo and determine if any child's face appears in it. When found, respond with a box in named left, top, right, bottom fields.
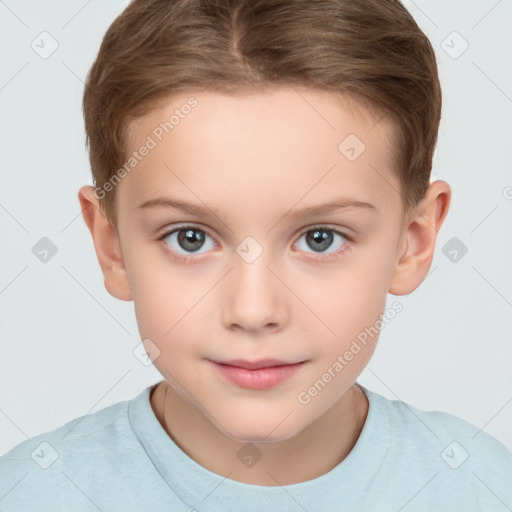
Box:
left=112, top=88, right=409, bottom=441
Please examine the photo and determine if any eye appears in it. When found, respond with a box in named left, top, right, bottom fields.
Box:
left=158, top=225, right=216, bottom=261
left=157, top=224, right=351, bottom=263
left=295, top=226, right=350, bottom=260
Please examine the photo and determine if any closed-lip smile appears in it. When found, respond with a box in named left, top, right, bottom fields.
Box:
left=209, top=358, right=304, bottom=370
left=208, top=359, right=307, bottom=389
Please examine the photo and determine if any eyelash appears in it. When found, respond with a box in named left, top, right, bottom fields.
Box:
left=156, top=224, right=352, bottom=264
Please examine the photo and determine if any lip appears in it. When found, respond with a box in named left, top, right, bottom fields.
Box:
left=209, top=359, right=306, bottom=390
left=210, top=358, right=302, bottom=370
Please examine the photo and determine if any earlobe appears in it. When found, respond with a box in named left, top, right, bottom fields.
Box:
left=388, top=180, right=451, bottom=295
left=77, top=185, right=133, bottom=301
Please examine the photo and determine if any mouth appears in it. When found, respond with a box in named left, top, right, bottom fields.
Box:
left=209, top=358, right=304, bottom=370
left=208, top=358, right=307, bottom=389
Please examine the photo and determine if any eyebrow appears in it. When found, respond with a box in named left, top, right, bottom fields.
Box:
left=137, top=196, right=377, bottom=217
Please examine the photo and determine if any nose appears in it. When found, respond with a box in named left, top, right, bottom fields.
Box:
left=221, top=250, right=287, bottom=333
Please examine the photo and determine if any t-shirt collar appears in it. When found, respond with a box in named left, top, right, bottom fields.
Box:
left=128, top=382, right=390, bottom=511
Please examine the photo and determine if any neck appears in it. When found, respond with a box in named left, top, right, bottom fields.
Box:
left=150, top=380, right=368, bottom=486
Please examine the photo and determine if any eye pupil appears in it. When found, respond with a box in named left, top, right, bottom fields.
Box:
left=178, top=229, right=205, bottom=252
left=307, top=229, right=333, bottom=252
left=165, top=226, right=344, bottom=261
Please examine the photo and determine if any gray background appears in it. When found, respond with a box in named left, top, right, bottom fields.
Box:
left=1, top=0, right=511, bottom=456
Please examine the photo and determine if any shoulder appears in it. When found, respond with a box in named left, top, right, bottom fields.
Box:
left=363, top=387, right=512, bottom=511
left=383, top=391, right=511, bottom=464
left=1, top=395, right=130, bottom=461
left=0, top=395, right=136, bottom=510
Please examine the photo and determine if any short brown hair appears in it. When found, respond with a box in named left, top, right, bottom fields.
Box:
left=83, top=0, right=441, bottom=228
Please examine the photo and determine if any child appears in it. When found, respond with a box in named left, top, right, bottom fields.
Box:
left=1, top=0, right=510, bottom=510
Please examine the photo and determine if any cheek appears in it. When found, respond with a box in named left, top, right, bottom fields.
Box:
left=134, top=280, right=209, bottom=387
left=127, top=248, right=212, bottom=351
left=126, top=236, right=191, bottom=299
left=298, top=242, right=395, bottom=374
left=133, top=282, right=207, bottom=344
left=301, top=254, right=391, bottom=337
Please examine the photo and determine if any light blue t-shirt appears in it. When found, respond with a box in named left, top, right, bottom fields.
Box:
left=0, top=383, right=510, bottom=511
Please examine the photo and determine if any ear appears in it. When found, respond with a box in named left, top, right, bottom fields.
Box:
left=388, top=180, right=451, bottom=295
left=78, top=185, right=133, bottom=301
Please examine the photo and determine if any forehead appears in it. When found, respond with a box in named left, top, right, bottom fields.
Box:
left=119, top=87, right=400, bottom=217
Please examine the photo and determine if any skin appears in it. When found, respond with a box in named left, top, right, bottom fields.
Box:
left=78, top=87, right=450, bottom=486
